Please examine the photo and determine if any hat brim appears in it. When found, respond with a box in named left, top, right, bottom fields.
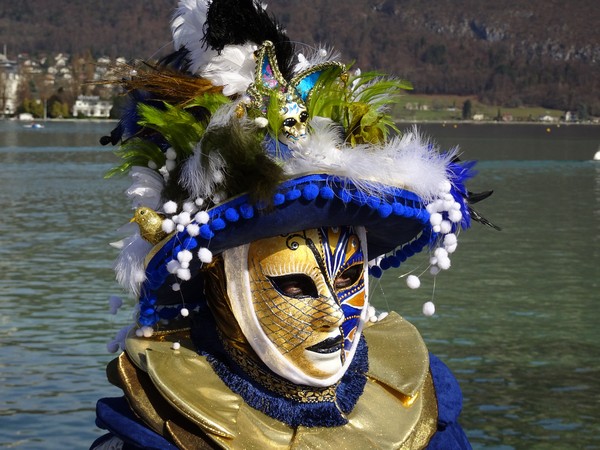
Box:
left=144, top=174, right=432, bottom=292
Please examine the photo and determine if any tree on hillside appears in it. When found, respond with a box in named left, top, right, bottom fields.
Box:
left=462, top=100, right=472, bottom=120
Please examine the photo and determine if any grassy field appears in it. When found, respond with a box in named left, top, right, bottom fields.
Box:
left=392, top=94, right=565, bottom=123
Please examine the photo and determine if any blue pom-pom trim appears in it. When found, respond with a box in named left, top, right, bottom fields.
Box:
left=224, top=208, right=240, bottom=222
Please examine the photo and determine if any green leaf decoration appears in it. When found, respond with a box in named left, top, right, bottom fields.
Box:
left=104, top=138, right=165, bottom=178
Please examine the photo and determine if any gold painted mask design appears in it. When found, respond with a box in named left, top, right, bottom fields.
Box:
left=247, top=227, right=366, bottom=381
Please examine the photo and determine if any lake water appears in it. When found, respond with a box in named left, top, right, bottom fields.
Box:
left=0, top=120, right=599, bottom=449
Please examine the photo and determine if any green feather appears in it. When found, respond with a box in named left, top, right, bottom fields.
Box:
left=201, top=120, right=284, bottom=202
left=104, top=139, right=165, bottom=178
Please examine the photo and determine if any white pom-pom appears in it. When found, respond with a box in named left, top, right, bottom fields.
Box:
left=180, top=308, right=189, bottom=317
left=135, top=328, right=144, bottom=337
left=178, top=250, right=193, bottom=263
left=195, top=197, right=205, bottom=206
left=423, top=301, right=436, bottom=317
left=369, top=315, right=378, bottom=323
left=446, top=243, right=458, bottom=254
left=438, top=179, right=452, bottom=193
left=434, top=247, right=448, bottom=259
left=449, top=209, right=463, bottom=223
left=195, top=211, right=210, bottom=224
left=177, top=268, right=191, bottom=280
left=162, top=219, right=175, bottom=233
left=166, top=147, right=177, bottom=160
left=178, top=211, right=192, bottom=225
left=430, top=265, right=441, bottom=275
left=163, top=201, right=178, bottom=214
left=443, top=233, right=457, bottom=246
left=254, top=117, right=269, bottom=128
left=108, top=295, right=123, bottom=315
left=172, top=283, right=181, bottom=292
left=166, top=160, right=177, bottom=172
left=141, top=326, right=154, bottom=338
left=430, top=213, right=443, bottom=226
left=319, top=48, right=328, bottom=57
left=437, top=257, right=451, bottom=270
left=176, top=224, right=185, bottom=232
left=171, top=342, right=181, bottom=350
left=433, top=225, right=441, bottom=233
left=440, top=220, right=452, bottom=234
left=406, top=274, right=421, bottom=289
left=186, top=223, right=200, bottom=236
left=198, top=247, right=213, bottom=264
left=183, top=202, right=197, bottom=213
left=107, top=340, right=120, bottom=353
left=166, top=260, right=180, bottom=274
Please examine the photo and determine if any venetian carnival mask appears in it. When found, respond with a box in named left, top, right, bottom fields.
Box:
left=279, top=98, right=309, bottom=146
left=222, top=226, right=369, bottom=387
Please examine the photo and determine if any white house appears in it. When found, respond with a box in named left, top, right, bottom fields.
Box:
left=72, top=95, right=112, bottom=118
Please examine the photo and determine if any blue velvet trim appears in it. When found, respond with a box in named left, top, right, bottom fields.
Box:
left=190, top=310, right=368, bottom=428
left=94, top=397, right=178, bottom=450
left=425, top=353, right=472, bottom=450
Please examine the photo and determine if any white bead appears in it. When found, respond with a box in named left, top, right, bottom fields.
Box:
left=406, top=274, right=421, bottom=289
left=176, top=224, right=185, bottom=232
left=430, top=265, right=441, bottom=275
left=135, top=328, right=144, bottom=337
left=195, top=197, right=205, bottom=206
left=172, top=283, right=181, bottom=291
left=180, top=308, right=189, bottom=317
left=422, top=301, right=436, bottom=316
left=171, top=342, right=181, bottom=350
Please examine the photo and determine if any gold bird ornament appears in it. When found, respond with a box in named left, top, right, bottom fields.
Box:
left=131, top=207, right=168, bottom=245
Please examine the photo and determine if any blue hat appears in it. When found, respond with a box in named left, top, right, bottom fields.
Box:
left=104, top=3, right=478, bottom=328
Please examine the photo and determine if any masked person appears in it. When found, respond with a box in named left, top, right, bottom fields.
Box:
left=92, top=1, right=493, bottom=448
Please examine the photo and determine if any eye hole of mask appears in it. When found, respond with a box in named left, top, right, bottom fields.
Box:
left=268, top=274, right=319, bottom=299
left=334, top=264, right=363, bottom=290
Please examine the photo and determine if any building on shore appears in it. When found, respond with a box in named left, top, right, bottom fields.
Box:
left=0, top=51, right=20, bottom=116
left=72, top=95, right=113, bottom=118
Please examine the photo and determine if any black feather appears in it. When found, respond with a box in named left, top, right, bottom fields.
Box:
left=203, top=0, right=295, bottom=79
left=468, top=190, right=494, bottom=204
left=469, top=206, right=502, bottom=231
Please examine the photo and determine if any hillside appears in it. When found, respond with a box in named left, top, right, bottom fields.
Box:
left=1, top=0, right=599, bottom=114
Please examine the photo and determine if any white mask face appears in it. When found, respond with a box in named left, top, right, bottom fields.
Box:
left=279, top=100, right=309, bottom=146
left=223, top=227, right=369, bottom=387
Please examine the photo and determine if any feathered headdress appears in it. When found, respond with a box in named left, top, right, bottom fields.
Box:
left=102, top=0, right=493, bottom=330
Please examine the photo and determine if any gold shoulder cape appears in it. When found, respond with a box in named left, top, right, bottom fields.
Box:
left=112, top=312, right=438, bottom=449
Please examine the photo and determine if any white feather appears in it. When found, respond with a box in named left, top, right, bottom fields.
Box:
left=200, top=44, right=257, bottom=96
left=126, top=166, right=165, bottom=210
left=286, top=124, right=457, bottom=202
left=114, top=234, right=153, bottom=297
left=171, top=0, right=216, bottom=74
left=293, top=46, right=341, bottom=73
